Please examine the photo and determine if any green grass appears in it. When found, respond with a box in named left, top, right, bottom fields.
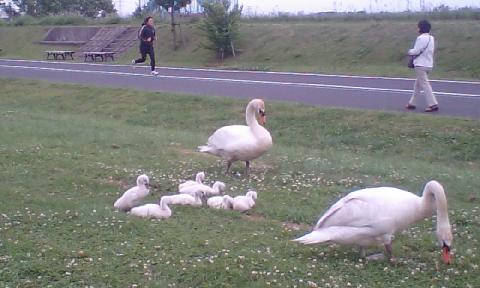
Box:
left=0, top=26, right=78, bottom=60
left=0, top=78, right=479, bottom=287
left=1, top=19, right=480, bottom=79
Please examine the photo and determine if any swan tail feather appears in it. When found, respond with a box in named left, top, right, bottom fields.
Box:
left=292, top=231, right=330, bottom=245
left=198, top=145, right=210, bottom=153
left=198, top=145, right=224, bottom=157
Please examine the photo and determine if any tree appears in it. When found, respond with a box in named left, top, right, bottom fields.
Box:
left=154, top=0, right=192, bottom=50
left=12, top=0, right=35, bottom=16
left=4, top=3, right=20, bottom=17
left=12, top=0, right=115, bottom=17
left=1, top=0, right=19, bottom=18
left=200, top=0, right=242, bottom=60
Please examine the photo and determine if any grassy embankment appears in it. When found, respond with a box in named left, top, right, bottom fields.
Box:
left=0, top=78, right=479, bottom=287
left=1, top=19, right=479, bottom=80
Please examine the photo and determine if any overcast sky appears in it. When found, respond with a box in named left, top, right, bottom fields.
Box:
left=115, top=0, right=480, bottom=16
left=240, top=0, right=480, bottom=14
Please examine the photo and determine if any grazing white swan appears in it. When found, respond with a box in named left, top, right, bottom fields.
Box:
left=130, top=197, right=172, bottom=219
left=293, top=181, right=453, bottom=264
left=161, top=191, right=204, bottom=207
left=113, top=174, right=150, bottom=212
left=198, top=99, right=273, bottom=175
left=233, top=190, right=258, bottom=212
left=179, top=181, right=225, bottom=197
left=178, top=171, right=205, bottom=190
left=207, top=195, right=234, bottom=210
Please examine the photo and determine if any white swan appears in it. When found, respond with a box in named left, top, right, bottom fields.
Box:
left=179, top=181, right=225, bottom=198
left=293, top=180, right=453, bottom=263
left=232, top=190, right=258, bottom=212
left=130, top=197, right=172, bottom=219
left=207, top=195, right=234, bottom=210
left=113, top=174, right=150, bottom=212
left=161, top=191, right=204, bottom=207
left=198, top=99, right=273, bottom=175
left=178, top=171, right=205, bottom=190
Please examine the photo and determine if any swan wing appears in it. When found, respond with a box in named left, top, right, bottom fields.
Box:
left=179, top=180, right=199, bottom=190
left=315, top=187, right=422, bottom=233
left=202, top=125, right=254, bottom=152
left=130, top=204, right=156, bottom=217
left=207, top=196, right=223, bottom=209
left=179, top=183, right=214, bottom=195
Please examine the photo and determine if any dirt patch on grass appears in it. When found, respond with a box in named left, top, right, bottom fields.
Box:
left=242, top=213, right=266, bottom=222
left=282, top=221, right=310, bottom=231
left=97, top=176, right=129, bottom=189
left=177, top=148, right=199, bottom=156
left=242, top=214, right=310, bottom=231
left=251, top=162, right=274, bottom=172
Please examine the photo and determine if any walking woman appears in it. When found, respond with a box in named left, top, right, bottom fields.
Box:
left=132, top=16, right=158, bottom=76
left=406, top=20, right=438, bottom=112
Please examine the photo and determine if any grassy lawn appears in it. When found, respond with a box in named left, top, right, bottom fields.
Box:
left=0, top=78, right=479, bottom=287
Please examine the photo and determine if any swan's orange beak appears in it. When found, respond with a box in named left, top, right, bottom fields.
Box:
left=442, top=244, right=452, bottom=264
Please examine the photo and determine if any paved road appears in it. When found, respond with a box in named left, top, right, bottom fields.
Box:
left=1, top=58, right=479, bottom=119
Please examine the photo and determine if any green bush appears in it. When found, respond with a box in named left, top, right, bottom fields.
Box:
left=99, top=15, right=124, bottom=25
left=13, top=15, right=37, bottom=26
left=37, top=15, right=88, bottom=26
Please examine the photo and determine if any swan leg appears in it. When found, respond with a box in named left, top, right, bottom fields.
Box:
left=359, top=247, right=366, bottom=258
left=225, top=161, right=232, bottom=175
left=384, top=243, right=396, bottom=263
left=245, top=161, right=250, bottom=176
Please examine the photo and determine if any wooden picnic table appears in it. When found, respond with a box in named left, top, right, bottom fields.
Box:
left=83, top=52, right=116, bottom=62
left=45, top=50, right=75, bottom=60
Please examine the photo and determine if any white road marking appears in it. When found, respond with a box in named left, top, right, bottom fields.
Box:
left=0, top=63, right=479, bottom=99
left=2, top=58, right=480, bottom=85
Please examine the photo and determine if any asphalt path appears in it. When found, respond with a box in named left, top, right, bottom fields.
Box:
left=1, top=58, right=479, bottom=119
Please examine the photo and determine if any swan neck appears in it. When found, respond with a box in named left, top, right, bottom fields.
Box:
left=422, top=181, right=451, bottom=229
left=246, top=103, right=259, bottom=127
left=160, top=198, right=170, bottom=210
left=213, top=182, right=224, bottom=193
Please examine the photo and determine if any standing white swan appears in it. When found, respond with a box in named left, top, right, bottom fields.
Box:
left=207, top=195, right=234, bottom=210
left=130, top=197, right=172, bottom=219
left=232, top=190, right=258, bottom=212
left=179, top=181, right=225, bottom=197
left=292, top=180, right=453, bottom=264
left=178, top=171, right=205, bottom=190
left=198, top=99, right=273, bottom=175
left=113, top=174, right=150, bottom=212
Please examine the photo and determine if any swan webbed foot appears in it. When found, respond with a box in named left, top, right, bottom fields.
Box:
left=365, top=253, right=385, bottom=261
left=364, top=248, right=397, bottom=264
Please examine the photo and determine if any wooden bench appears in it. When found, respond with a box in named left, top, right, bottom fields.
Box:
left=45, top=51, right=75, bottom=60
left=83, top=52, right=116, bottom=62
